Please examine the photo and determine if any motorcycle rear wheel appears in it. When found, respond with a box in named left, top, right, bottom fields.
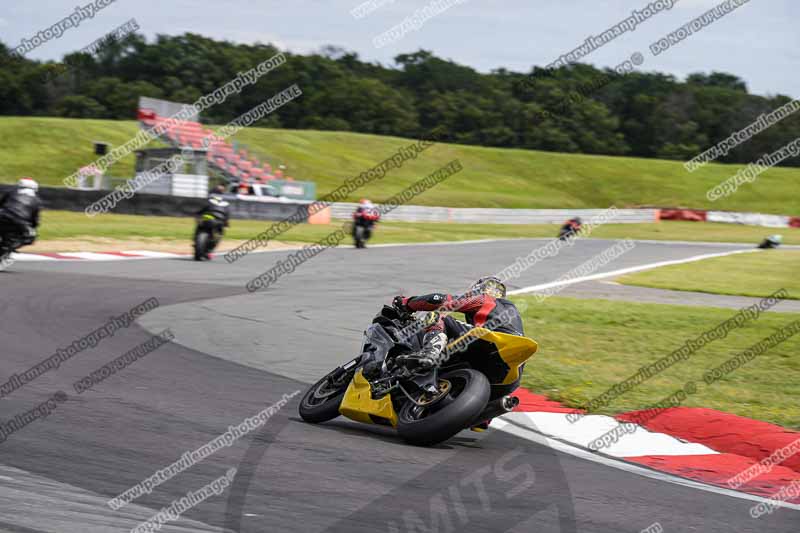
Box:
left=354, top=226, right=365, bottom=249
left=0, top=250, right=12, bottom=272
left=194, top=231, right=210, bottom=261
left=396, top=369, right=490, bottom=446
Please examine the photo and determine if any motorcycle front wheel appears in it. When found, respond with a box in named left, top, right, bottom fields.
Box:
left=396, top=369, right=490, bottom=446
left=299, top=367, right=355, bottom=423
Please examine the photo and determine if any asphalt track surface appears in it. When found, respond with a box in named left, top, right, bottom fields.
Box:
left=0, top=238, right=797, bottom=532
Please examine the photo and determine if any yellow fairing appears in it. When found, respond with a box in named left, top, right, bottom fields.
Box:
left=339, top=331, right=537, bottom=425
left=339, top=369, right=399, bottom=427
left=447, top=328, right=538, bottom=385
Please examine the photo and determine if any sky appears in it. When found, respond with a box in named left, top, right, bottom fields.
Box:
left=1, top=0, right=798, bottom=98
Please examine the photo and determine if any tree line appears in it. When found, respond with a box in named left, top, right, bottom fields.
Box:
left=1, top=32, right=799, bottom=167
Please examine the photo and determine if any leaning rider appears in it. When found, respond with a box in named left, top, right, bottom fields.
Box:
left=392, top=276, right=524, bottom=367
left=391, top=276, right=525, bottom=430
left=0, top=178, right=41, bottom=247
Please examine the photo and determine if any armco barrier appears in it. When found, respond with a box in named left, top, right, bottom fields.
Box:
left=0, top=185, right=313, bottom=221
left=0, top=185, right=656, bottom=224
left=329, top=203, right=658, bottom=224
left=4, top=184, right=795, bottom=227
left=228, top=196, right=313, bottom=221
left=707, top=211, right=792, bottom=228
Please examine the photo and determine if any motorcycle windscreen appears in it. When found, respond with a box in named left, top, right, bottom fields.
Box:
left=445, top=328, right=538, bottom=385
left=359, top=323, right=395, bottom=369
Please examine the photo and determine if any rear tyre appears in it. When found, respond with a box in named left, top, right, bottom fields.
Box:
left=299, top=368, right=354, bottom=424
left=396, top=369, right=490, bottom=446
left=194, top=231, right=209, bottom=261
left=0, top=250, right=12, bottom=272
left=354, top=226, right=365, bottom=249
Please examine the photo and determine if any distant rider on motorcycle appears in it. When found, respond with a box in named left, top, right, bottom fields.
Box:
left=195, top=193, right=230, bottom=260
left=352, top=199, right=380, bottom=248
left=758, top=234, right=782, bottom=249
left=559, top=216, right=582, bottom=240
left=0, top=178, right=41, bottom=249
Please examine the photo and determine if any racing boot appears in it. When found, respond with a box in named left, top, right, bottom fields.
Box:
left=396, top=330, right=448, bottom=370
left=418, top=330, right=448, bottom=368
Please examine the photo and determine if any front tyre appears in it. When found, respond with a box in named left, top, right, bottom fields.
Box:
left=396, top=369, right=490, bottom=446
left=299, top=367, right=354, bottom=423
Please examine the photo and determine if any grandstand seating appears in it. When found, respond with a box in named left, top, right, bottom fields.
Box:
left=137, top=109, right=291, bottom=190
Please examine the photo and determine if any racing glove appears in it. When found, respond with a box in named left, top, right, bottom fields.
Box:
left=392, top=296, right=409, bottom=312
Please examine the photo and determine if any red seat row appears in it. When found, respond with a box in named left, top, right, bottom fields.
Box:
left=137, top=110, right=295, bottom=185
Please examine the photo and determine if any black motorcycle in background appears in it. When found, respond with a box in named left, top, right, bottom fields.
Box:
left=194, top=194, right=230, bottom=261
left=0, top=225, right=34, bottom=271
left=194, top=214, right=224, bottom=261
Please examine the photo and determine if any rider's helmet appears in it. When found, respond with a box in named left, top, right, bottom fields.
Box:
left=469, top=276, right=507, bottom=298
left=572, top=216, right=582, bottom=225
left=360, top=198, right=373, bottom=207
left=768, top=234, right=783, bottom=244
left=18, top=178, right=38, bottom=192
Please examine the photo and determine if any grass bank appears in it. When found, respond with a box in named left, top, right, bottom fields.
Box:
left=512, top=295, right=800, bottom=429
left=617, top=250, right=800, bottom=300
left=2, top=117, right=799, bottom=214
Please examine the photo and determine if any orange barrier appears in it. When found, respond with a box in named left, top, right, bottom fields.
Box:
left=658, top=208, right=707, bottom=222
left=307, top=206, right=331, bottom=225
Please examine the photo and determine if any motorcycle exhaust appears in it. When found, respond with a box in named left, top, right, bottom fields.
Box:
left=476, top=395, right=519, bottom=422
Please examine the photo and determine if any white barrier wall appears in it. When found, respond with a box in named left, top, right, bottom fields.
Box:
left=706, top=211, right=792, bottom=228
left=171, top=174, right=209, bottom=198
left=329, top=203, right=658, bottom=224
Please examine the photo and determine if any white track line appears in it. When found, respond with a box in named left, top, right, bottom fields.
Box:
left=120, top=250, right=182, bottom=258
left=626, top=239, right=800, bottom=248
left=226, top=238, right=518, bottom=258
left=55, top=252, right=126, bottom=261
left=508, top=248, right=758, bottom=295
left=493, top=415, right=800, bottom=511
left=369, top=238, right=513, bottom=248
left=10, top=239, right=778, bottom=263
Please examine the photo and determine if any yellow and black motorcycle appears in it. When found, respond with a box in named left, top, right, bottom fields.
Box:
left=299, top=305, right=538, bottom=446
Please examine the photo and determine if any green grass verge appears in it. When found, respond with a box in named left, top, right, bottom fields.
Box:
left=35, top=210, right=800, bottom=246
left=512, top=295, right=800, bottom=429
left=617, top=250, right=800, bottom=300
left=2, top=117, right=799, bottom=214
